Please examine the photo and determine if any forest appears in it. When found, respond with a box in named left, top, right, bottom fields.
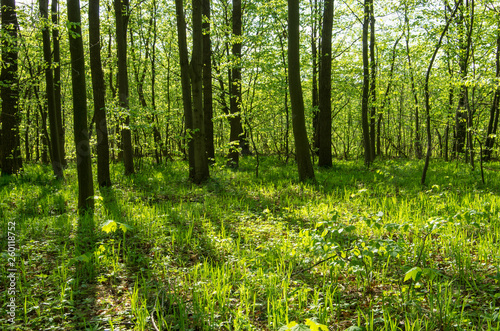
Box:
left=1, top=0, right=500, bottom=329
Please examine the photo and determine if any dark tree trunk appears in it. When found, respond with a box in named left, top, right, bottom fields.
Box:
left=288, top=0, right=315, bottom=182
left=191, top=0, right=209, bottom=183
left=203, top=0, right=215, bottom=163
left=0, top=0, right=22, bottom=175
left=485, top=20, right=500, bottom=161
left=311, top=0, right=320, bottom=155
left=40, top=0, right=63, bottom=179
left=150, top=0, right=162, bottom=164
left=368, top=0, right=376, bottom=162
left=67, top=0, right=94, bottom=214
left=318, top=0, right=333, bottom=167
left=114, top=0, right=134, bottom=175
left=227, top=0, right=247, bottom=167
left=89, top=0, right=111, bottom=187
left=175, top=0, right=195, bottom=179
left=361, top=0, right=371, bottom=166
left=51, top=0, right=65, bottom=167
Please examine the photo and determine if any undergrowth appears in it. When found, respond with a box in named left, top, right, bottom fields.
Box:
left=0, top=157, right=499, bottom=330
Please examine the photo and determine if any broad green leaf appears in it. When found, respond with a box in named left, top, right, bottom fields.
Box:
left=102, top=220, right=118, bottom=233
left=305, top=319, right=328, bottom=331
left=404, top=267, right=422, bottom=282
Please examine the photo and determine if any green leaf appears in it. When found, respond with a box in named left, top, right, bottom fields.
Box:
left=102, top=220, right=118, bottom=233
left=404, top=267, right=422, bottom=282
left=305, top=319, right=328, bottom=331
left=279, top=321, right=298, bottom=331
left=291, top=324, right=310, bottom=331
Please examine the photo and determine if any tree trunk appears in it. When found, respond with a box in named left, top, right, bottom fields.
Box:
left=0, top=0, right=22, bottom=175
left=89, top=0, right=111, bottom=187
left=421, top=3, right=458, bottom=185
left=485, top=18, right=500, bottom=161
left=191, top=0, right=210, bottom=183
left=203, top=0, right=215, bottom=163
left=114, top=0, right=134, bottom=175
left=311, top=0, right=320, bottom=155
left=227, top=0, right=247, bottom=167
left=51, top=0, right=65, bottom=167
left=361, top=0, right=371, bottom=166
left=288, top=0, right=315, bottom=182
left=318, top=0, right=333, bottom=167
left=67, top=0, right=94, bottom=214
left=175, top=0, right=195, bottom=179
left=368, top=0, right=376, bottom=162
left=40, top=0, right=63, bottom=179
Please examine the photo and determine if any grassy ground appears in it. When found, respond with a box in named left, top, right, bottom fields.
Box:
left=1, top=157, right=499, bottom=330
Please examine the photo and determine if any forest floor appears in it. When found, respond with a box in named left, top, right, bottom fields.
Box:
left=1, top=157, right=500, bottom=331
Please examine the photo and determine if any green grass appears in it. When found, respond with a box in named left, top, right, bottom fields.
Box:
left=1, top=157, right=500, bottom=330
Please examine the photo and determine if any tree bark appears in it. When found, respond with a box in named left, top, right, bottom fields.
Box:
left=318, top=0, right=333, bottom=167
left=311, top=0, right=320, bottom=155
left=67, top=0, right=94, bottom=214
left=191, top=0, right=210, bottom=183
left=89, top=0, right=111, bottom=187
left=203, top=0, right=215, bottom=163
left=227, top=0, right=247, bottom=167
left=40, top=0, right=64, bottom=179
left=175, top=0, right=195, bottom=179
left=51, top=0, right=65, bottom=167
left=288, top=0, right=315, bottom=182
left=368, top=0, right=376, bottom=161
left=114, top=0, right=134, bottom=175
left=361, top=0, right=371, bottom=166
left=0, top=0, right=22, bottom=175
left=485, top=17, right=500, bottom=161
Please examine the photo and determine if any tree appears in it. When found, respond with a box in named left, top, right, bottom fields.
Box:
left=67, top=0, right=94, bottom=213
left=51, top=0, right=65, bottom=166
left=288, top=0, right=315, bottom=182
left=318, top=0, right=334, bottom=167
left=484, top=8, right=500, bottom=161
left=361, top=0, right=372, bottom=166
left=115, top=0, right=134, bottom=175
left=0, top=0, right=22, bottom=175
left=40, top=0, right=64, bottom=179
left=191, top=0, right=210, bottom=182
left=89, top=0, right=112, bottom=187
left=203, top=0, right=215, bottom=163
left=227, top=0, right=247, bottom=167
left=175, top=0, right=195, bottom=179
left=421, top=2, right=459, bottom=185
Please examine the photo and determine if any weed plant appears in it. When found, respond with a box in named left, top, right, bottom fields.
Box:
left=0, top=157, right=499, bottom=330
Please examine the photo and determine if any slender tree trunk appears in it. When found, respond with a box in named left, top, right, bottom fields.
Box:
left=377, top=35, right=401, bottom=157
left=67, top=0, right=94, bottom=214
left=228, top=0, right=247, bottom=167
left=288, top=0, right=315, bottom=182
left=114, top=0, right=134, bottom=175
left=368, top=0, right=376, bottom=161
left=405, top=4, right=422, bottom=159
left=175, top=0, right=195, bottom=179
left=40, top=0, right=63, bottom=179
left=51, top=0, right=65, bottom=167
left=361, top=0, right=371, bottom=166
left=311, top=0, right=320, bottom=155
left=422, top=3, right=458, bottom=185
left=485, top=18, right=500, bottom=161
left=151, top=0, right=162, bottom=164
left=89, top=0, right=111, bottom=187
left=0, top=0, right=22, bottom=175
left=203, top=0, right=214, bottom=163
left=318, top=0, right=333, bottom=167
